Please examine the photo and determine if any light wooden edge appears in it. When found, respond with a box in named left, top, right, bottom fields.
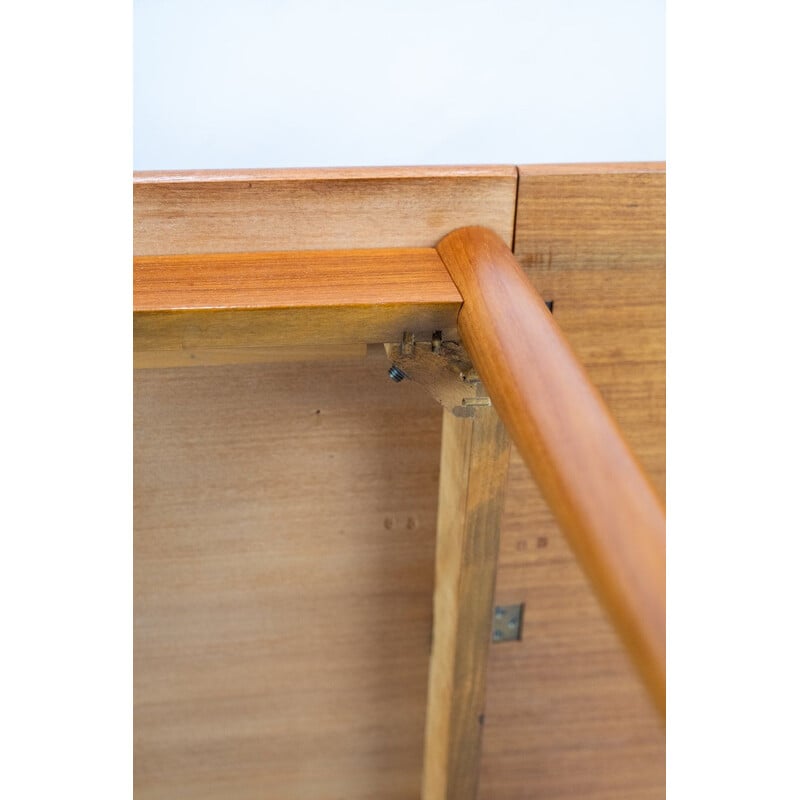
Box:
left=518, top=161, right=665, bottom=176
left=134, top=164, right=518, bottom=184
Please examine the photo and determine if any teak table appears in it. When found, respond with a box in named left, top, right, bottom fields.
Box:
left=134, top=163, right=666, bottom=800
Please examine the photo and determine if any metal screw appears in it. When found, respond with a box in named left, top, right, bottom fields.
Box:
left=388, top=365, right=407, bottom=382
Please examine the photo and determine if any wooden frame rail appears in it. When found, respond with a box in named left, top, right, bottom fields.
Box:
left=134, top=248, right=461, bottom=367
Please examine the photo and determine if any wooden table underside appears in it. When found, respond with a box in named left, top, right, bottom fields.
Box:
left=134, top=163, right=665, bottom=799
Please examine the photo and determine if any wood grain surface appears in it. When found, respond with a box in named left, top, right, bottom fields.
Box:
left=437, top=226, right=665, bottom=715
left=134, top=166, right=517, bottom=256
left=134, top=349, right=442, bottom=799
left=478, top=163, right=666, bottom=800
left=423, top=407, right=510, bottom=800
left=134, top=248, right=462, bottom=362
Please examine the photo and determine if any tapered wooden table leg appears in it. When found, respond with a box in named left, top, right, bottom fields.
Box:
left=437, top=226, right=666, bottom=715
left=423, top=405, right=511, bottom=800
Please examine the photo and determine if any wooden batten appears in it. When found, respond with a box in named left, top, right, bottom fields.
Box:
left=134, top=248, right=463, bottom=365
left=424, top=406, right=511, bottom=800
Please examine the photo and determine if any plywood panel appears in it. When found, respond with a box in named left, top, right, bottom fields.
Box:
left=134, top=349, right=443, bottom=799
left=478, top=163, right=665, bottom=799
left=134, top=165, right=517, bottom=256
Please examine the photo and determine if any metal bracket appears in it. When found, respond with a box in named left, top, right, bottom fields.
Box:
left=384, top=332, right=492, bottom=417
left=492, top=604, right=524, bottom=643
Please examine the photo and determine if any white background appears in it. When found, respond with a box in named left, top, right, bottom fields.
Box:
left=134, top=0, right=664, bottom=169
